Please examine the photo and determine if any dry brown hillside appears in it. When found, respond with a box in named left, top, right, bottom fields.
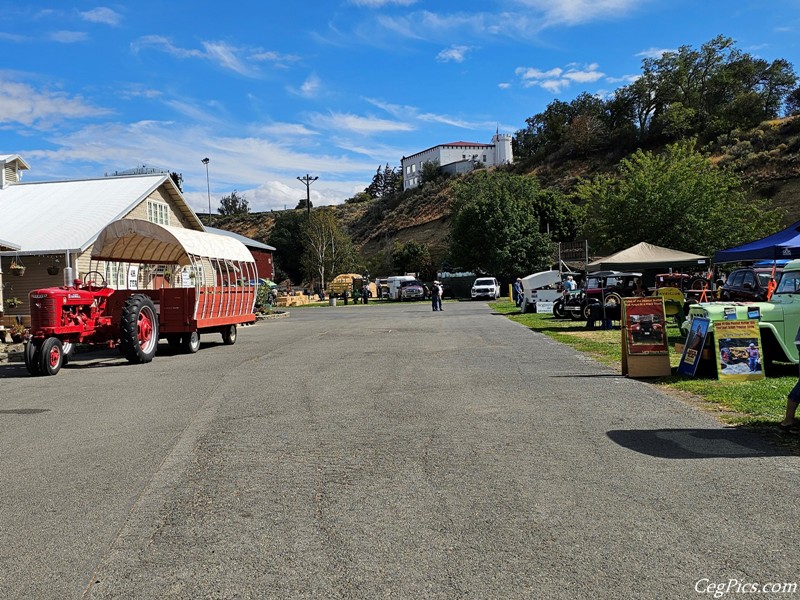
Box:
left=209, top=116, right=800, bottom=262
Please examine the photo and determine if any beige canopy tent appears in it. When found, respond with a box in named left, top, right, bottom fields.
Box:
left=587, top=242, right=708, bottom=272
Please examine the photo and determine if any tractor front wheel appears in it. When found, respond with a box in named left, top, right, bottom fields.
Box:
left=24, top=340, right=42, bottom=376
left=119, top=294, right=159, bottom=364
left=39, top=337, right=64, bottom=376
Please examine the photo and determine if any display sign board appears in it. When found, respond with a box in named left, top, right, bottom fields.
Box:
left=677, top=317, right=710, bottom=377
left=127, top=265, right=139, bottom=289
left=713, top=320, right=765, bottom=381
left=536, top=301, right=554, bottom=314
left=623, top=297, right=669, bottom=356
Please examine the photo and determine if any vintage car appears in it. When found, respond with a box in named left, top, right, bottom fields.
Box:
left=718, top=267, right=781, bottom=302
left=682, top=258, right=800, bottom=366
left=654, top=273, right=713, bottom=301
left=629, top=313, right=664, bottom=343
left=554, top=271, right=642, bottom=320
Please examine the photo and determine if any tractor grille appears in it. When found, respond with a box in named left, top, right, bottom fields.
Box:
left=30, top=297, right=60, bottom=328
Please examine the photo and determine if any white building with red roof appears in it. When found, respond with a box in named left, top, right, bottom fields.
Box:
left=400, top=133, right=513, bottom=190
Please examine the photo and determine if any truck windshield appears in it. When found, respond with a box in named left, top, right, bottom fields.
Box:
left=775, top=271, right=800, bottom=294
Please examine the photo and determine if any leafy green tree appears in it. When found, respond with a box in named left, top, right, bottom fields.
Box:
left=296, top=197, right=312, bottom=210
left=218, top=190, right=250, bottom=215
left=391, top=240, right=433, bottom=279
left=419, top=160, right=441, bottom=186
left=301, top=209, right=359, bottom=288
left=267, top=211, right=306, bottom=283
left=449, top=171, right=577, bottom=278
left=574, top=139, right=784, bottom=256
left=787, top=87, right=800, bottom=116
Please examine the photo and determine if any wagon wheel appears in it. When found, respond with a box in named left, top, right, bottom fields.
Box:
left=38, top=337, right=64, bottom=376
left=182, top=331, right=200, bottom=354
left=604, top=292, right=622, bottom=306
left=552, top=300, right=566, bottom=319
left=119, top=294, right=159, bottom=364
left=690, top=278, right=707, bottom=291
left=581, top=303, right=594, bottom=321
left=24, top=340, right=42, bottom=376
left=221, top=324, right=237, bottom=345
left=82, top=270, right=107, bottom=290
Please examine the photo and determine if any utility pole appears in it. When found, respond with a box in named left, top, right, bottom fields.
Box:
left=201, top=157, right=211, bottom=225
left=296, top=174, right=318, bottom=218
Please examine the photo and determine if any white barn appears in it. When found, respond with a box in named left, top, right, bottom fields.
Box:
left=401, top=133, right=513, bottom=190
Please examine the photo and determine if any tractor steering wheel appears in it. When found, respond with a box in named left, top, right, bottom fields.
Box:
left=83, top=270, right=107, bottom=289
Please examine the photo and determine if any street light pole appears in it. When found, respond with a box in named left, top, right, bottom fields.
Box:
left=296, top=174, right=318, bottom=218
left=201, top=157, right=210, bottom=225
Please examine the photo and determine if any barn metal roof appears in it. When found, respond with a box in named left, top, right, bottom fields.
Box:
left=92, top=219, right=255, bottom=265
left=0, top=174, right=203, bottom=256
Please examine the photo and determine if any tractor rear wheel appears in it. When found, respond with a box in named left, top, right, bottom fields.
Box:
left=24, top=340, right=42, bottom=376
left=39, top=337, right=64, bottom=376
left=119, top=294, right=159, bottom=364
left=221, top=324, right=237, bottom=345
left=182, top=331, right=200, bottom=354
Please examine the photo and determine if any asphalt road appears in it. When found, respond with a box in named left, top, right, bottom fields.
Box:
left=0, top=300, right=798, bottom=599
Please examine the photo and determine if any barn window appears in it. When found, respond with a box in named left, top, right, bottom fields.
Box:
left=147, top=200, right=170, bottom=226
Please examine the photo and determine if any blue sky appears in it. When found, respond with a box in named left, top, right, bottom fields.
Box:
left=2, top=1, right=799, bottom=214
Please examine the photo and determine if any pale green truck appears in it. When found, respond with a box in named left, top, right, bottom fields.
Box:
left=683, top=259, right=800, bottom=365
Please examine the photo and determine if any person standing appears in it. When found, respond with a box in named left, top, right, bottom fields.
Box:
left=747, top=343, right=760, bottom=372
left=513, top=278, right=523, bottom=307
left=431, top=280, right=443, bottom=311
left=563, top=275, right=577, bottom=292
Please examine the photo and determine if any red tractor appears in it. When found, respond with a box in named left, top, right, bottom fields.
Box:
left=24, top=219, right=258, bottom=376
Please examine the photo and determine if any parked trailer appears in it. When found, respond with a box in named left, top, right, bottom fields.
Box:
left=24, top=219, right=257, bottom=376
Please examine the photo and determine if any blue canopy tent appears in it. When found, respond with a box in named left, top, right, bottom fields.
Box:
left=714, top=219, right=800, bottom=262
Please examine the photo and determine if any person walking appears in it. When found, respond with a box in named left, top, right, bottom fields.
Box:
left=431, top=280, right=443, bottom=311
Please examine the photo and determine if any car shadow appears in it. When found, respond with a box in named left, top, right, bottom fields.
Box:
left=607, top=427, right=797, bottom=459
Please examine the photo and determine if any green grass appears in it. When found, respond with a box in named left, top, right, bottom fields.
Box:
left=491, top=299, right=797, bottom=434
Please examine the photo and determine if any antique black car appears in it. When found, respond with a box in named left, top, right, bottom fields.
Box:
left=553, top=271, right=642, bottom=321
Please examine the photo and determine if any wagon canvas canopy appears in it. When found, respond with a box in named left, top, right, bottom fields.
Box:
left=92, top=219, right=254, bottom=265
left=714, top=219, right=800, bottom=263
left=587, top=242, right=708, bottom=271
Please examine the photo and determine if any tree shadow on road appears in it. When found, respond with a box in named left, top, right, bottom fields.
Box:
left=608, top=427, right=798, bottom=458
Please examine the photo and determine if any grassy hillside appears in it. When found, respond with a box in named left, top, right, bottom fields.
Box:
left=209, top=116, right=800, bottom=270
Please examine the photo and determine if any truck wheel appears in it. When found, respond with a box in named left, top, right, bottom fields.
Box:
left=553, top=300, right=566, bottom=319
left=221, top=324, right=237, bottom=345
left=182, top=331, right=200, bottom=354
left=24, top=340, right=42, bottom=376
left=39, top=337, right=64, bottom=376
left=119, top=294, right=159, bottom=364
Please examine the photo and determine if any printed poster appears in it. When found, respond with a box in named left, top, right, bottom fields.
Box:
left=713, top=320, right=765, bottom=381
left=623, top=297, right=669, bottom=355
left=677, top=317, right=710, bottom=377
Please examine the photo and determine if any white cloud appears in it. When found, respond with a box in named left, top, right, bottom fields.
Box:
left=436, top=45, right=471, bottom=63
left=309, top=111, right=413, bottom=135
left=498, top=82, right=511, bottom=89
left=80, top=7, right=122, bottom=26
left=635, top=47, right=675, bottom=59
left=131, top=37, right=264, bottom=78
left=300, top=74, right=321, bottom=97
left=50, top=30, right=88, bottom=43
left=511, top=0, right=645, bottom=26
left=0, top=76, right=110, bottom=127
left=514, top=62, right=604, bottom=92
left=0, top=32, right=29, bottom=42
left=259, top=123, right=319, bottom=137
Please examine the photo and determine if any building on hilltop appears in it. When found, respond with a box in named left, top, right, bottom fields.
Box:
left=400, top=133, right=513, bottom=191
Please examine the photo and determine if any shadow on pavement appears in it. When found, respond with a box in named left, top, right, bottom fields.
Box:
left=607, top=427, right=797, bottom=459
